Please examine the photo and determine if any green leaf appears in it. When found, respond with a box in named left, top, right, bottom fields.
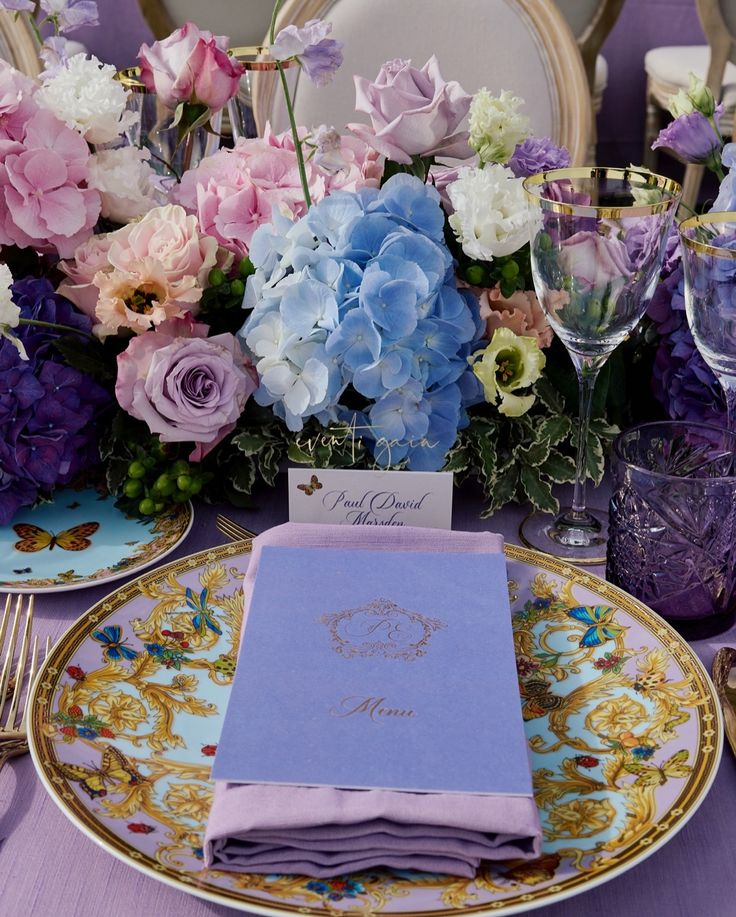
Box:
left=443, top=446, right=471, bottom=474
left=589, top=417, right=620, bottom=441
left=258, top=444, right=281, bottom=487
left=287, top=440, right=314, bottom=464
left=229, top=457, right=256, bottom=494
left=533, top=375, right=565, bottom=414
left=520, top=464, right=558, bottom=514
left=232, top=432, right=270, bottom=456
left=539, top=451, right=577, bottom=484
left=481, top=464, right=519, bottom=518
left=585, top=430, right=606, bottom=484
left=515, top=438, right=551, bottom=467
left=537, top=414, right=572, bottom=446
left=53, top=336, right=115, bottom=381
left=470, top=432, right=497, bottom=486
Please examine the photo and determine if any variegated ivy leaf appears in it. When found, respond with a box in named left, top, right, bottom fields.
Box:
left=585, top=430, right=606, bottom=485
left=515, top=438, right=551, bottom=467
left=480, top=464, right=519, bottom=518
left=539, top=451, right=577, bottom=483
left=537, top=414, right=573, bottom=447
left=520, top=465, right=558, bottom=514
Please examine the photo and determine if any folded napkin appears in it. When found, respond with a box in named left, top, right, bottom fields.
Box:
left=204, top=522, right=541, bottom=877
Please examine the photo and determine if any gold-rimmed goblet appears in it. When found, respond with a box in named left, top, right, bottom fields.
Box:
left=226, top=46, right=297, bottom=141
left=521, top=167, right=681, bottom=564
left=680, top=213, right=736, bottom=434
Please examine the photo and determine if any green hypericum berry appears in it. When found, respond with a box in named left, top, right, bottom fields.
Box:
left=538, top=233, right=552, bottom=252
left=153, top=502, right=165, bottom=513
left=142, top=456, right=156, bottom=470
left=139, top=497, right=155, bottom=515
left=209, top=267, right=226, bottom=287
left=173, top=491, right=189, bottom=503
left=171, top=460, right=190, bottom=476
left=189, top=478, right=203, bottom=495
left=177, top=474, right=192, bottom=492
left=123, top=479, right=143, bottom=498
left=230, top=279, right=245, bottom=299
left=152, top=474, right=171, bottom=493
left=128, top=460, right=146, bottom=479
left=501, top=260, right=519, bottom=279
left=464, top=265, right=486, bottom=286
left=239, top=257, right=255, bottom=278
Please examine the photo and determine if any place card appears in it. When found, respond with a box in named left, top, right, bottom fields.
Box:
left=288, top=468, right=453, bottom=529
left=212, top=545, right=532, bottom=796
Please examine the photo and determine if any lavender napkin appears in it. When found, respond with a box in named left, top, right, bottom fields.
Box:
left=204, top=522, right=541, bottom=877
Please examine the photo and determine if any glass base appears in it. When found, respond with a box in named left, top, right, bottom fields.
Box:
left=519, top=507, right=608, bottom=565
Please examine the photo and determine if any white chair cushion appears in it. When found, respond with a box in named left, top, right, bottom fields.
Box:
left=645, top=45, right=736, bottom=103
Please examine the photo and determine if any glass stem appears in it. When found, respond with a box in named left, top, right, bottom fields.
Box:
left=569, top=354, right=605, bottom=520
left=723, top=379, right=736, bottom=436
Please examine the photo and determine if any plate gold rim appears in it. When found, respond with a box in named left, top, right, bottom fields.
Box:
left=28, top=538, right=723, bottom=916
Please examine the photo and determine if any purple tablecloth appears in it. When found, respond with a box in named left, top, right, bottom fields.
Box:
left=1, top=479, right=734, bottom=917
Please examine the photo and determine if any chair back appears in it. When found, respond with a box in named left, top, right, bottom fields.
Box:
left=697, top=0, right=736, bottom=72
left=555, top=0, right=625, bottom=89
left=0, top=10, right=40, bottom=76
left=137, top=0, right=275, bottom=46
left=254, top=0, right=591, bottom=165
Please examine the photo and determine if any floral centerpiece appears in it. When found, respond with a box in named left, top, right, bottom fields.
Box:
left=3, top=0, right=671, bottom=526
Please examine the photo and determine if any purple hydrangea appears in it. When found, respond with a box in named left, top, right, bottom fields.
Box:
left=652, top=104, right=723, bottom=166
left=0, top=278, right=111, bottom=524
left=508, top=137, right=571, bottom=178
left=647, top=266, right=726, bottom=425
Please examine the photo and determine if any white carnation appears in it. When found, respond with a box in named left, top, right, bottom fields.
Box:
left=469, top=88, right=530, bottom=165
left=36, top=53, right=135, bottom=144
left=448, top=163, right=529, bottom=262
left=87, top=147, right=161, bottom=223
left=0, top=263, right=27, bottom=360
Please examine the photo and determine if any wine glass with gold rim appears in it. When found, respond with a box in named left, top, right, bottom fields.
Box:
left=680, top=212, right=736, bottom=434
left=521, top=166, right=682, bottom=564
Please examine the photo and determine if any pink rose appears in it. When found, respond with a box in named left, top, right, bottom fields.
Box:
left=0, top=108, right=100, bottom=258
left=58, top=232, right=117, bottom=318
left=0, top=61, right=38, bottom=142
left=138, top=22, right=244, bottom=112
left=108, top=203, right=220, bottom=287
left=477, top=285, right=554, bottom=349
left=559, top=230, right=633, bottom=290
left=349, top=56, right=473, bottom=165
left=115, top=326, right=258, bottom=460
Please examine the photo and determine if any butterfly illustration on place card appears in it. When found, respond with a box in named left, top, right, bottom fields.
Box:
left=12, top=522, right=100, bottom=553
left=297, top=474, right=323, bottom=496
left=54, top=745, right=144, bottom=799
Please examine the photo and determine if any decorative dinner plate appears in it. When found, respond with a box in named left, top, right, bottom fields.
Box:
left=0, top=487, right=192, bottom=593
left=28, top=541, right=722, bottom=915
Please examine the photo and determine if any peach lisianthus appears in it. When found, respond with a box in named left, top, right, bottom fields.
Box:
left=477, top=284, right=554, bottom=349
left=94, top=259, right=200, bottom=336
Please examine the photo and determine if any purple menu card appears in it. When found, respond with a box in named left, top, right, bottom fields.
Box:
left=212, top=546, right=532, bottom=796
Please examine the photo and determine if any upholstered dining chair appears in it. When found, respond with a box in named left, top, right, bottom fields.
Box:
left=0, top=10, right=40, bottom=75
left=555, top=0, right=626, bottom=161
left=253, top=0, right=592, bottom=166
left=644, top=0, right=736, bottom=207
left=137, top=0, right=275, bottom=47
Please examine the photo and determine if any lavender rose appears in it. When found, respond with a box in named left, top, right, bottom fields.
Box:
left=116, top=321, right=258, bottom=460
left=559, top=230, right=632, bottom=291
left=349, top=56, right=472, bottom=165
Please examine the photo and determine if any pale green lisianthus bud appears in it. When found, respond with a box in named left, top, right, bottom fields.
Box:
left=469, top=88, right=530, bottom=165
left=668, top=73, right=716, bottom=119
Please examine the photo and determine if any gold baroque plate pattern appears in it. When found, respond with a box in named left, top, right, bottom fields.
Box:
left=28, top=541, right=721, bottom=915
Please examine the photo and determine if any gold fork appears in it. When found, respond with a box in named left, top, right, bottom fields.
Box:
left=0, top=594, right=48, bottom=770
left=215, top=514, right=257, bottom=544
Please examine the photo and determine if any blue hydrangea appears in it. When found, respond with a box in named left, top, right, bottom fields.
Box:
left=240, top=174, right=481, bottom=469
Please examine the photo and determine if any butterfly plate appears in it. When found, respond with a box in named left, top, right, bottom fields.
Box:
left=28, top=541, right=721, bottom=915
left=0, top=486, right=192, bottom=593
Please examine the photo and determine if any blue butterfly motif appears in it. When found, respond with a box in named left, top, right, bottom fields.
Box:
left=91, top=625, right=139, bottom=661
left=566, top=605, right=624, bottom=648
left=186, top=586, right=222, bottom=637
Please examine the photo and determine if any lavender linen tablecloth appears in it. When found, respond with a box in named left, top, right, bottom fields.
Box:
left=1, top=478, right=735, bottom=917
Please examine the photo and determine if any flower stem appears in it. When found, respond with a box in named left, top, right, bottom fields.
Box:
left=277, top=62, right=312, bottom=209
left=269, top=0, right=283, bottom=43
left=24, top=11, right=44, bottom=47
left=19, top=319, right=94, bottom=340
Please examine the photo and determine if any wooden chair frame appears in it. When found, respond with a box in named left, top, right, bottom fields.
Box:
left=572, top=0, right=627, bottom=96
left=0, top=10, right=40, bottom=76
left=253, top=0, right=592, bottom=164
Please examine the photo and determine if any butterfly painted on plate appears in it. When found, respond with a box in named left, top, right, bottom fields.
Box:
left=623, top=749, right=691, bottom=787
left=13, top=567, right=32, bottom=574
left=12, top=522, right=99, bottom=553
left=566, top=605, right=625, bottom=648
left=297, top=474, right=323, bottom=496
left=519, top=678, right=563, bottom=721
left=185, top=586, right=222, bottom=637
left=54, top=745, right=144, bottom=800
left=91, top=625, right=139, bottom=662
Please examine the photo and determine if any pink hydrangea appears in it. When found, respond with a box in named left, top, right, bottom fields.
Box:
left=0, top=107, right=100, bottom=258
left=476, top=284, right=554, bottom=349
left=0, top=61, right=38, bottom=142
left=173, top=125, right=382, bottom=259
